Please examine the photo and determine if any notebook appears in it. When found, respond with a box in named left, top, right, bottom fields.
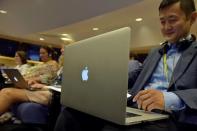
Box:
left=61, top=27, right=168, bottom=125
left=3, top=68, right=61, bottom=92
left=3, top=69, right=29, bottom=89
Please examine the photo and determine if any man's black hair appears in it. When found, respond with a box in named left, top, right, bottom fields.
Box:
left=159, top=0, right=196, bottom=18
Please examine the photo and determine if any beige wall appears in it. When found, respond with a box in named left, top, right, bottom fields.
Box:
left=0, top=55, right=42, bottom=67
left=130, top=18, right=197, bottom=50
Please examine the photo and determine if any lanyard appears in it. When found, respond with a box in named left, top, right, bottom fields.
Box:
left=163, top=52, right=177, bottom=82
left=163, top=53, right=168, bottom=82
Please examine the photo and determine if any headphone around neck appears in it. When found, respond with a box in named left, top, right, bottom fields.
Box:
left=159, top=34, right=196, bottom=54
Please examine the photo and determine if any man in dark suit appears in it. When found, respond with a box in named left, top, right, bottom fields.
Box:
left=129, top=0, right=197, bottom=125
left=55, top=0, right=197, bottom=130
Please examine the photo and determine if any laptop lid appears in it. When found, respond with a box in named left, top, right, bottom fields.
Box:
left=0, top=70, right=5, bottom=87
left=61, top=27, right=130, bottom=125
left=3, top=69, right=28, bottom=88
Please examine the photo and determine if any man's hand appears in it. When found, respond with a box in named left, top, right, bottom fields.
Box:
left=133, top=89, right=165, bottom=111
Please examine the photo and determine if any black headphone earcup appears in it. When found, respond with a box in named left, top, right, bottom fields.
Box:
left=177, top=34, right=196, bottom=51
left=178, top=39, right=193, bottom=51
left=159, top=34, right=196, bottom=54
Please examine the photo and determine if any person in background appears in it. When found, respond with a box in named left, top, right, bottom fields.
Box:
left=58, top=44, right=65, bottom=71
left=128, top=52, right=142, bottom=89
left=14, top=51, right=31, bottom=75
left=24, top=46, right=59, bottom=84
left=0, top=46, right=59, bottom=118
left=30, top=44, right=65, bottom=90
left=128, top=52, right=142, bottom=73
left=54, top=0, right=197, bottom=131
left=54, top=44, right=65, bottom=85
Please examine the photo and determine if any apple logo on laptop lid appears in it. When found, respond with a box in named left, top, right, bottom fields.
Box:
left=13, top=77, right=19, bottom=82
left=81, top=66, right=89, bottom=82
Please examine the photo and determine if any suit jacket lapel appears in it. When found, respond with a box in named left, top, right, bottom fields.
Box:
left=169, top=43, right=197, bottom=87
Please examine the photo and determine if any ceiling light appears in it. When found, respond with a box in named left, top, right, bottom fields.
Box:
left=61, top=34, right=69, bottom=37
left=0, top=10, right=7, bottom=14
left=39, top=38, right=45, bottom=41
left=135, top=18, right=143, bottom=22
left=60, top=37, right=72, bottom=41
left=92, top=28, right=99, bottom=31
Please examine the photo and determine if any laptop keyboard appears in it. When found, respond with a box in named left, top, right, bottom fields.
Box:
left=126, top=112, right=141, bottom=118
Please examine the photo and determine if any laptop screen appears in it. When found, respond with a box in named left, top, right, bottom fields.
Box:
left=0, top=70, right=5, bottom=87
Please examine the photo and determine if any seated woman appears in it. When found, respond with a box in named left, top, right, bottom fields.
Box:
left=14, top=51, right=31, bottom=75
left=0, top=46, right=59, bottom=116
left=32, top=44, right=65, bottom=89
left=24, top=46, right=59, bottom=84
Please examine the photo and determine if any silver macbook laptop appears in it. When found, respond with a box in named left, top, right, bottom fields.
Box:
left=3, top=68, right=61, bottom=91
left=3, top=69, right=28, bottom=88
left=61, top=27, right=168, bottom=125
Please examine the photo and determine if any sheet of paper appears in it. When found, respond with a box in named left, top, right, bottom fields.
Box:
left=44, top=86, right=61, bottom=92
